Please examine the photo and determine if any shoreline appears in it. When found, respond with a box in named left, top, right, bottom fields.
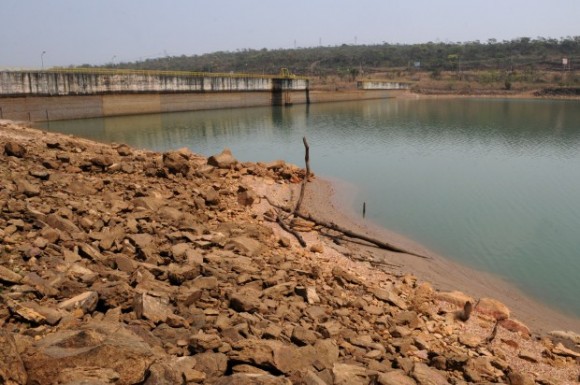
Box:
left=301, top=174, right=580, bottom=336
left=2, top=120, right=579, bottom=384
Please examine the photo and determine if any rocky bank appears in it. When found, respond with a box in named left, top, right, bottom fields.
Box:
left=0, top=120, right=578, bottom=384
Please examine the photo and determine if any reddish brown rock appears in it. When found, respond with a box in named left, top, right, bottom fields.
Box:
left=476, top=297, right=510, bottom=320
left=4, top=141, right=26, bottom=158
left=208, top=148, right=237, bottom=168
left=0, top=329, right=28, bottom=385
left=23, top=322, right=155, bottom=385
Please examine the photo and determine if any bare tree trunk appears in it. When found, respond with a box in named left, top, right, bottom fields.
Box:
left=293, top=137, right=310, bottom=214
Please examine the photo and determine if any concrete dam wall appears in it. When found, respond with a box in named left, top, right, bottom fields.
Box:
left=0, top=70, right=407, bottom=122
left=0, top=70, right=308, bottom=96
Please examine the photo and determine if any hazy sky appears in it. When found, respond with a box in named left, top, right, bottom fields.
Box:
left=2, top=0, right=578, bottom=68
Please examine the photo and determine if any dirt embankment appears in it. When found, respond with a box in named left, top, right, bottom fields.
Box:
left=0, top=120, right=578, bottom=384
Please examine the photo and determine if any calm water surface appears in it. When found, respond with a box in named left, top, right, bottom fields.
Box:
left=43, top=98, right=580, bottom=317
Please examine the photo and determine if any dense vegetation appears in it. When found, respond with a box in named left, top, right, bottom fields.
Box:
left=99, top=36, right=580, bottom=79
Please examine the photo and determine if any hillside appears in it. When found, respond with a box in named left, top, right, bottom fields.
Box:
left=79, top=36, right=580, bottom=96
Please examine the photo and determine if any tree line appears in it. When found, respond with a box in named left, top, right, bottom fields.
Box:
left=92, top=36, right=580, bottom=78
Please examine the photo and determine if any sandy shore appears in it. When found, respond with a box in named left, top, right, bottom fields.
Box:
left=299, top=175, right=580, bottom=336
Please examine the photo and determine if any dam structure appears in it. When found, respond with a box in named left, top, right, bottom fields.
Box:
left=0, top=69, right=407, bottom=121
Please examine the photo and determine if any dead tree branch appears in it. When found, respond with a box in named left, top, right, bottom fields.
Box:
left=293, top=136, right=310, bottom=215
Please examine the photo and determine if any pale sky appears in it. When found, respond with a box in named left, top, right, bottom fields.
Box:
left=1, top=0, right=578, bottom=68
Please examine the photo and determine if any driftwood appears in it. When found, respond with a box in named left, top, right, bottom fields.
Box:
left=269, top=136, right=430, bottom=260
left=276, top=213, right=306, bottom=247
left=294, top=211, right=430, bottom=259
left=484, top=320, right=500, bottom=344
left=293, top=136, right=310, bottom=214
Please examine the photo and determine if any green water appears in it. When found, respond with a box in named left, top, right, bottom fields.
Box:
left=42, top=98, right=580, bottom=317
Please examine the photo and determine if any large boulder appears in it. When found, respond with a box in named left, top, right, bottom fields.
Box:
left=23, top=321, right=156, bottom=385
left=0, top=330, right=28, bottom=385
left=229, top=339, right=315, bottom=375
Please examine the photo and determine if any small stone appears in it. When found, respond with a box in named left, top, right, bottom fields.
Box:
left=208, top=148, right=237, bottom=168
left=508, top=372, right=535, bottom=385
left=58, top=291, right=99, bottom=313
left=189, top=331, right=222, bottom=353
left=163, top=151, right=190, bottom=175
left=116, top=144, right=133, bottom=156
left=310, top=243, right=324, bottom=253
left=133, top=293, right=173, bottom=324
left=378, top=370, right=417, bottom=385
left=295, top=286, right=320, bottom=304
left=91, top=155, right=114, bottom=168
left=230, top=289, right=262, bottom=313
left=0, top=265, right=23, bottom=284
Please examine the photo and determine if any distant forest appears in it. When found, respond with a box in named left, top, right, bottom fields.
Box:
left=94, top=37, right=580, bottom=78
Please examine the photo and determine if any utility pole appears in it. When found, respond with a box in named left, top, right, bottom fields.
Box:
left=41, top=51, right=46, bottom=70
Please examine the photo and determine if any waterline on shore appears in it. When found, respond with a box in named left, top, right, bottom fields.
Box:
left=307, top=174, right=580, bottom=335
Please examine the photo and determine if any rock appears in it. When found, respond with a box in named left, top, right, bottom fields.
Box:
left=230, top=289, right=262, bottom=313
left=552, top=342, right=580, bottom=358
left=14, top=178, right=40, bottom=197
left=459, top=333, right=482, bottom=348
left=22, top=272, right=58, bottom=297
left=549, top=330, right=580, bottom=345
left=145, top=356, right=205, bottom=385
left=225, top=236, right=262, bottom=257
left=499, top=318, right=530, bottom=337
left=292, top=370, right=327, bottom=385
left=0, top=329, right=28, bottom=385
left=58, top=291, right=99, bottom=313
left=168, top=263, right=202, bottom=285
left=378, top=370, right=417, bottom=385
left=332, top=363, right=370, bottom=385
left=23, top=321, right=155, bottom=385
left=20, top=302, right=63, bottom=325
left=508, top=372, right=535, bottom=385
left=312, top=339, right=339, bottom=369
left=5, top=142, right=26, bottom=157
left=237, top=185, right=258, bottom=206
left=6, top=300, right=46, bottom=324
left=191, top=352, right=228, bottom=382
left=412, top=363, right=450, bottom=385
left=230, top=339, right=314, bottom=375
left=90, top=155, right=114, bottom=168
left=189, top=331, right=222, bottom=353
left=133, top=293, right=173, bottom=324
left=295, top=286, right=320, bottom=304
left=435, top=291, right=473, bottom=307
left=463, top=357, right=500, bottom=382
left=476, top=297, right=510, bottom=320
left=332, top=266, right=362, bottom=285
left=291, top=326, right=318, bottom=346
left=208, top=148, right=237, bottom=168
left=214, top=373, right=292, bottom=385
left=163, top=151, right=190, bottom=175
left=0, top=265, right=23, bottom=284
left=45, top=213, right=81, bottom=234
left=114, top=254, right=137, bottom=273
left=310, top=243, right=324, bottom=253
left=116, top=144, right=133, bottom=156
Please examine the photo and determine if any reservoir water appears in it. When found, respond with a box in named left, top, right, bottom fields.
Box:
left=42, top=97, right=580, bottom=317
